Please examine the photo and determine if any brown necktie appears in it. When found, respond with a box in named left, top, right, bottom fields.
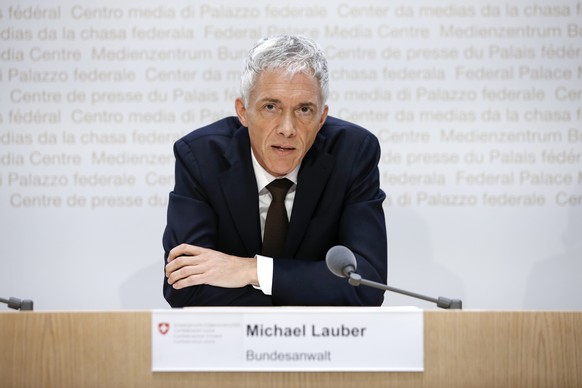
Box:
left=262, top=178, right=293, bottom=257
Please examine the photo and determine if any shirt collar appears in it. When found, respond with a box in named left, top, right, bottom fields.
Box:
left=251, top=148, right=300, bottom=192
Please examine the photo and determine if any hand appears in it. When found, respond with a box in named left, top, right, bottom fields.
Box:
left=165, top=244, right=258, bottom=290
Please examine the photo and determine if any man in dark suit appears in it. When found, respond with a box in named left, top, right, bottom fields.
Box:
left=163, top=35, right=387, bottom=306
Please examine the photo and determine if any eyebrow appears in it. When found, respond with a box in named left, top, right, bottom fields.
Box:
left=297, top=102, right=318, bottom=109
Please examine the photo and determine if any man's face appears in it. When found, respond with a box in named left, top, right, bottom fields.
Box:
left=235, top=69, right=328, bottom=177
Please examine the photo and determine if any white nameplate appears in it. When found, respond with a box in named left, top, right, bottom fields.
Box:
left=152, top=307, right=423, bottom=372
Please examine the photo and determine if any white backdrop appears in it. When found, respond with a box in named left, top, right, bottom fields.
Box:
left=1, top=0, right=581, bottom=310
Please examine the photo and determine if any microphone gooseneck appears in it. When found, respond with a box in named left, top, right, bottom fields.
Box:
left=325, top=245, right=462, bottom=310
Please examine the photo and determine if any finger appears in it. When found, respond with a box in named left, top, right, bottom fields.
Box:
left=168, top=244, right=207, bottom=262
left=165, top=254, right=200, bottom=278
left=167, top=261, right=199, bottom=285
left=168, top=244, right=190, bottom=262
left=169, top=264, right=210, bottom=289
left=172, top=273, right=205, bottom=289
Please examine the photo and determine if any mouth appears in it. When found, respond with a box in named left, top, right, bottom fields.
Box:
left=271, top=145, right=296, bottom=153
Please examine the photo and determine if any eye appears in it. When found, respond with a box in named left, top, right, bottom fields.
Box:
left=264, top=103, right=276, bottom=111
left=297, top=105, right=314, bottom=116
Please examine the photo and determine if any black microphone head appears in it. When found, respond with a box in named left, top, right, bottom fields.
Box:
left=326, top=245, right=357, bottom=278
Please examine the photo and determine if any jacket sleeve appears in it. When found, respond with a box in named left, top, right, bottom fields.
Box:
left=162, top=139, right=271, bottom=307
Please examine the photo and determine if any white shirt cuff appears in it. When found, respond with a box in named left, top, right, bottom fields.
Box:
left=253, top=255, right=273, bottom=295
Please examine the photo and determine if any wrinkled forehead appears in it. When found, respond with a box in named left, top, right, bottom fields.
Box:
left=250, top=69, right=323, bottom=103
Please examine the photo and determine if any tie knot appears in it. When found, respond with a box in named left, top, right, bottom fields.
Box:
left=266, top=178, right=293, bottom=202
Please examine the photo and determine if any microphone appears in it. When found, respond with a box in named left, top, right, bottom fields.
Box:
left=0, top=296, right=34, bottom=311
left=326, top=245, right=357, bottom=277
left=326, top=245, right=462, bottom=310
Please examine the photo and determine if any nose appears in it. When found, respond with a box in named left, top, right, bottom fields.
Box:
left=277, top=113, right=296, bottom=137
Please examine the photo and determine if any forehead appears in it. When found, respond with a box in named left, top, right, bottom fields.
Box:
left=251, top=69, right=322, bottom=103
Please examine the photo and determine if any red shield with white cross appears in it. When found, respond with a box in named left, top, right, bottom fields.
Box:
left=158, top=322, right=170, bottom=335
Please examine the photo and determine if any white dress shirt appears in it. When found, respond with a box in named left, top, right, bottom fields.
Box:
left=251, top=148, right=299, bottom=295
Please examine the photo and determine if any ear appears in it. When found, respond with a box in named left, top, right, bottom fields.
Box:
left=235, top=98, right=248, bottom=127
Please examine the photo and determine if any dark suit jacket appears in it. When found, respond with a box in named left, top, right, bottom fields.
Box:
left=163, top=116, right=387, bottom=306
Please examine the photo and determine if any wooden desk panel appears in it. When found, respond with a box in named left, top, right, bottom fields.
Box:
left=1, top=311, right=580, bottom=387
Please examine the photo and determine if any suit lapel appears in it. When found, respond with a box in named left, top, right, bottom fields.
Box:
left=219, top=128, right=262, bottom=256
left=285, top=134, right=335, bottom=257
left=218, top=127, right=335, bottom=258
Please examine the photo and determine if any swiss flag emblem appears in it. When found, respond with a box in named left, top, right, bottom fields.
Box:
left=158, top=322, right=170, bottom=335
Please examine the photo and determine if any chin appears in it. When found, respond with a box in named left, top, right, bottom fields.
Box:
left=269, top=167, right=293, bottom=177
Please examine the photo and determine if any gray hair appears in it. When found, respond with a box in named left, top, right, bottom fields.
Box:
left=239, top=35, right=329, bottom=109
